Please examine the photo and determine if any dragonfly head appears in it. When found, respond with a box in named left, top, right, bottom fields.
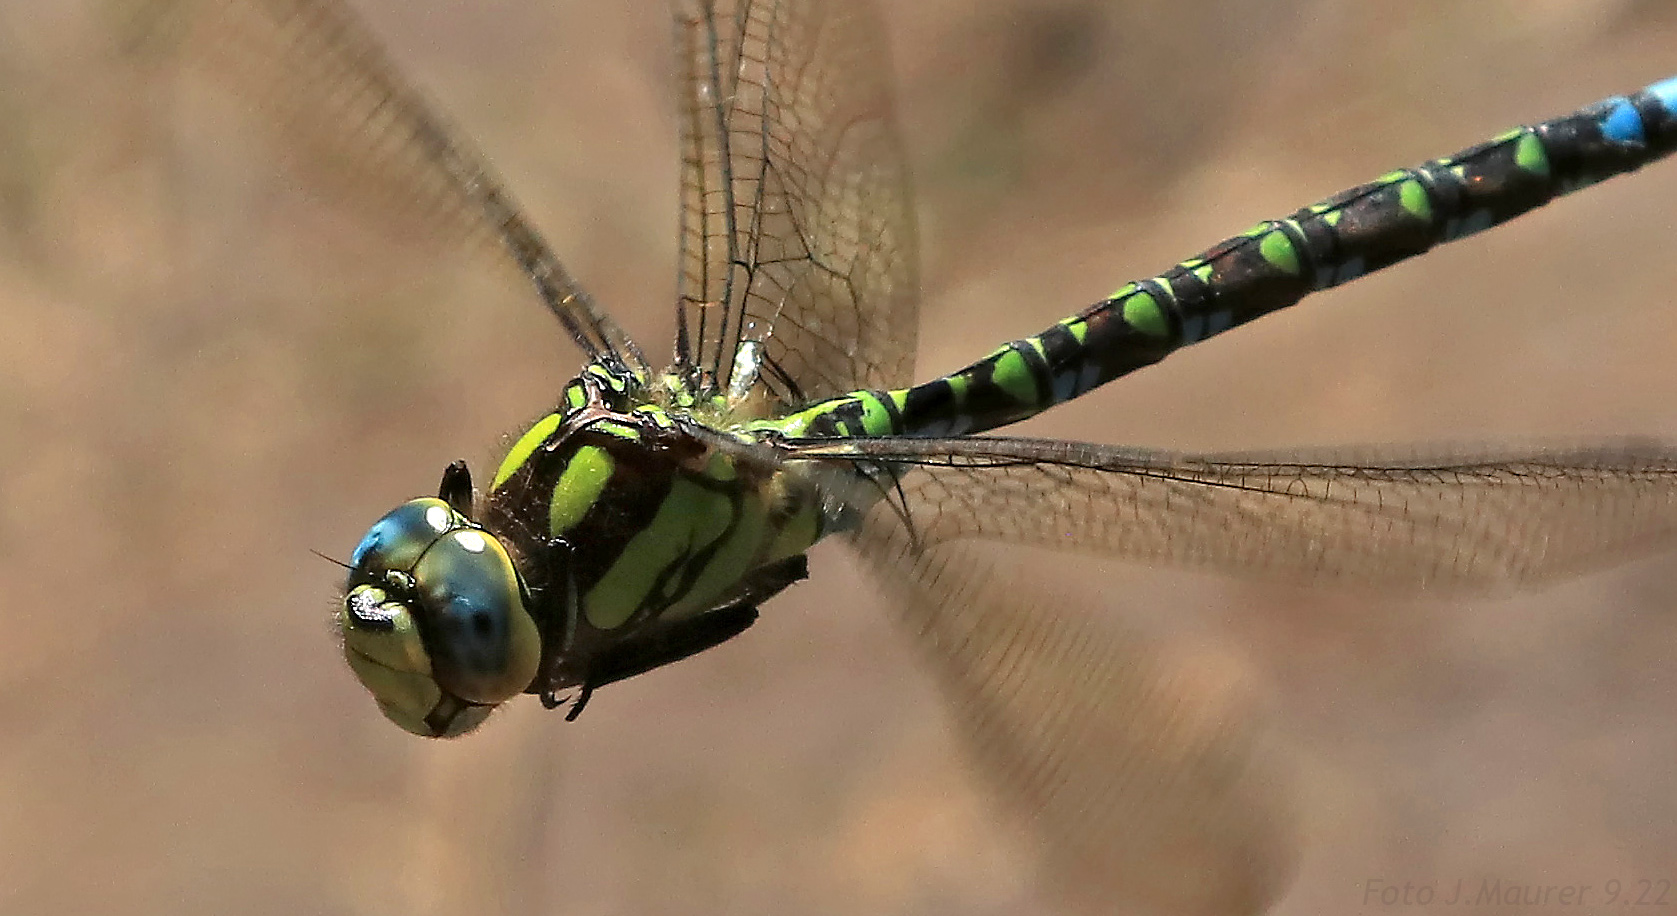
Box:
left=338, top=495, right=540, bottom=738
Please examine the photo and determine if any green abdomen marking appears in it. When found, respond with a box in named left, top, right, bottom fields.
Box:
left=813, top=80, right=1677, bottom=442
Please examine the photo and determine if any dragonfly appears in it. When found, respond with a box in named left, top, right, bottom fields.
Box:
left=130, top=0, right=1677, bottom=913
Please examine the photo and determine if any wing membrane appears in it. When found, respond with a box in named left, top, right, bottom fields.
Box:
left=833, top=435, right=1677, bottom=912
left=118, top=0, right=644, bottom=369
left=673, top=0, right=918, bottom=408
left=849, top=513, right=1296, bottom=916
left=799, top=437, right=1677, bottom=592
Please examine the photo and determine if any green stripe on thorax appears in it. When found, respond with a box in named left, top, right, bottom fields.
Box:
left=487, top=379, right=834, bottom=659
left=493, top=412, right=564, bottom=490
left=548, top=444, right=614, bottom=535
left=583, top=466, right=730, bottom=629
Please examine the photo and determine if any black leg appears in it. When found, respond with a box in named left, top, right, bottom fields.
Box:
left=587, top=603, right=760, bottom=691
left=555, top=554, right=810, bottom=720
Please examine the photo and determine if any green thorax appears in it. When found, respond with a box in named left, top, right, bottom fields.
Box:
left=481, top=364, right=828, bottom=692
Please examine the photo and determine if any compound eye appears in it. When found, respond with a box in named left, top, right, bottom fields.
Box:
left=339, top=584, right=442, bottom=734
left=337, top=583, right=499, bottom=739
left=412, top=528, right=540, bottom=704
left=349, top=498, right=460, bottom=582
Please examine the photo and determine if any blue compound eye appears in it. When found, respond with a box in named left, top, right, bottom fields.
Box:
left=412, top=527, right=541, bottom=704
left=349, top=498, right=461, bottom=581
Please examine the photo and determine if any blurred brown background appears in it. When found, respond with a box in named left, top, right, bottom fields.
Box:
left=3, top=1, right=1677, bottom=913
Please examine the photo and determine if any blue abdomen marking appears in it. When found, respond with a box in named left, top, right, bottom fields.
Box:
left=1602, top=98, right=1644, bottom=145
left=1605, top=76, right=1677, bottom=146
left=1650, top=75, right=1677, bottom=115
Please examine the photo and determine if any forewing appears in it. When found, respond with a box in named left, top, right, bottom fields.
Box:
left=116, top=0, right=643, bottom=368
left=849, top=512, right=1298, bottom=916
left=673, top=0, right=918, bottom=409
left=804, top=437, right=1677, bottom=592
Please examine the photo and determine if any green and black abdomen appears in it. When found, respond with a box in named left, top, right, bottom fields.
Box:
left=865, top=75, right=1677, bottom=440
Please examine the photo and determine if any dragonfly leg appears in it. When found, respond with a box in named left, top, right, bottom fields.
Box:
left=555, top=555, right=811, bottom=720
left=564, top=603, right=759, bottom=720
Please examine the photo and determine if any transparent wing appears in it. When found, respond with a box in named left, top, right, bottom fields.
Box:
left=848, top=513, right=1297, bottom=916
left=673, top=0, right=918, bottom=409
left=833, top=435, right=1677, bottom=913
left=117, top=0, right=645, bottom=370
left=799, top=437, right=1677, bottom=592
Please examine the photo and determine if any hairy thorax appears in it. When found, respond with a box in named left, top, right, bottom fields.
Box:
left=482, top=384, right=825, bottom=693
